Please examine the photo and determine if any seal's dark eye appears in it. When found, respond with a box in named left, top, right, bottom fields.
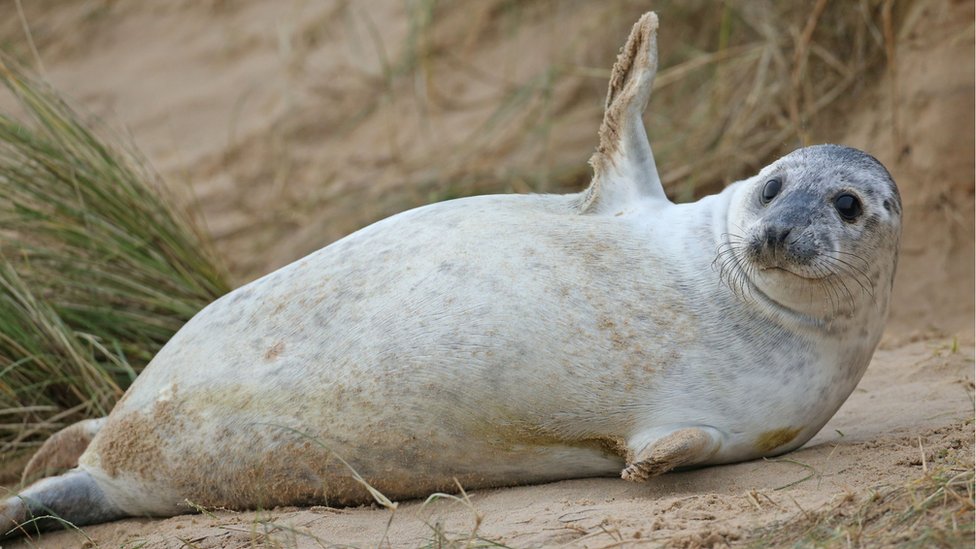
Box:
left=760, top=179, right=781, bottom=205
left=834, top=193, right=862, bottom=221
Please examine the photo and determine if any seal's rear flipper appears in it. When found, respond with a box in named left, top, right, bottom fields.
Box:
left=581, top=12, right=667, bottom=215
left=621, top=426, right=722, bottom=482
left=21, top=417, right=105, bottom=485
left=1, top=469, right=126, bottom=539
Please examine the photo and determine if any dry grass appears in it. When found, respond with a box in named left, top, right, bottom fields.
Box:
left=0, top=2, right=901, bottom=271
left=744, top=457, right=975, bottom=548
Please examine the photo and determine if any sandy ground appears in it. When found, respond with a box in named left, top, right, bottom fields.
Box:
left=0, top=1, right=973, bottom=547
left=10, top=338, right=973, bottom=548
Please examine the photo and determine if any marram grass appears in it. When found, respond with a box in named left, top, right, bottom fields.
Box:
left=0, top=57, right=230, bottom=454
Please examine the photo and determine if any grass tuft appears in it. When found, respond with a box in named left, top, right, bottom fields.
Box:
left=745, top=466, right=976, bottom=548
left=0, top=57, right=230, bottom=455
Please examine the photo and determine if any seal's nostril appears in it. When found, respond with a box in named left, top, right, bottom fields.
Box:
left=764, top=226, right=791, bottom=246
left=778, top=227, right=792, bottom=244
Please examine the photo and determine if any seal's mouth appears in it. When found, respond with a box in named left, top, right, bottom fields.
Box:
left=759, top=264, right=830, bottom=281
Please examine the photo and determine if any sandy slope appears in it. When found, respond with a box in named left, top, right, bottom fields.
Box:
left=0, top=1, right=973, bottom=547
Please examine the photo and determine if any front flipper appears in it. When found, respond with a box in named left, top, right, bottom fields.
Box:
left=621, top=426, right=722, bottom=482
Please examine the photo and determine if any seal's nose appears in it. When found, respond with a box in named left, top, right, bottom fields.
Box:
left=764, top=225, right=792, bottom=247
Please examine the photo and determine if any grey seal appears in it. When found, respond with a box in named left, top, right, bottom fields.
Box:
left=1, top=12, right=901, bottom=536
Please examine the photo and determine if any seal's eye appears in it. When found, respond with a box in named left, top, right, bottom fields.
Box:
left=760, top=179, right=781, bottom=205
left=834, top=193, right=862, bottom=221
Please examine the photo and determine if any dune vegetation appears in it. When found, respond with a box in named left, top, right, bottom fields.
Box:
left=0, top=58, right=229, bottom=459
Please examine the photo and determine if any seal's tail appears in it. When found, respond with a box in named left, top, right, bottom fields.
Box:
left=1, top=469, right=126, bottom=538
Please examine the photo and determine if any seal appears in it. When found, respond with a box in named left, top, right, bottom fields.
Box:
left=1, top=12, right=902, bottom=537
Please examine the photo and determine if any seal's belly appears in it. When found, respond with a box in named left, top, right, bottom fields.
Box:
left=82, top=381, right=624, bottom=513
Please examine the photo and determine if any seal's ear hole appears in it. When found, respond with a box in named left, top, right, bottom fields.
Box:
left=834, top=193, right=862, bottom=222
left=760, top=179, right=782, bottom=205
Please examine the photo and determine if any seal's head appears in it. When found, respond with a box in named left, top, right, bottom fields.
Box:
left=722, top=144, right=902, bottom=322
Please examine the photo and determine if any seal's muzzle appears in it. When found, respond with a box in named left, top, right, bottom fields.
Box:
left=747, top=189, right=824, bottom=271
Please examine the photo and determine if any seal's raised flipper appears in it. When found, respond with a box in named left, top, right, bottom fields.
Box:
left=621, top=426, right=722, bottom=482
left=21, top=417, right=105, bottom=485
left=1, top=469, right=126, bottom=538
left=581, top=12, right=667, bottom=215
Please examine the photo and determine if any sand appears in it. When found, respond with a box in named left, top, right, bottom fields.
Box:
left=0, top=1, right=972, bottom=547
